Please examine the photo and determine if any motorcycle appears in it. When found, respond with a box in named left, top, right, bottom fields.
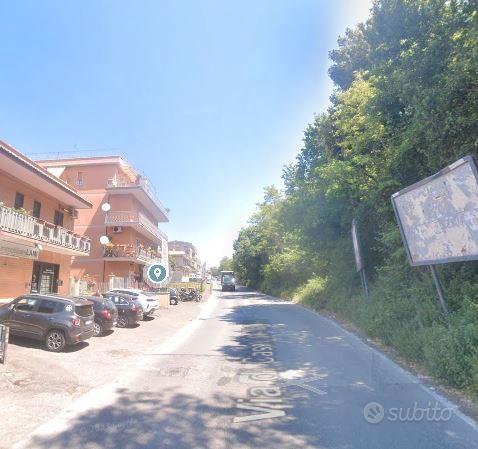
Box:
left=179, top=288, right=201, bottom=302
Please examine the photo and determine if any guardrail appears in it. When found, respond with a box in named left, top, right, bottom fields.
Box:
left=0, top=205, right=91, bottom=254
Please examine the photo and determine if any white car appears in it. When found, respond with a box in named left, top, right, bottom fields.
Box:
left=107, top=288, right=159, bottom=318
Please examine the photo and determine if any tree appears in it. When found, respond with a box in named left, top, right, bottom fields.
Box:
left=232, top=0, right=478, bottom=392
left=218, top=256, right=233, bottom=272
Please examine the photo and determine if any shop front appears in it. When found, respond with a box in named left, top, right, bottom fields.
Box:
left=0, top=237, right=70, bottom=299
left=31, top=261, right=60, bottom=294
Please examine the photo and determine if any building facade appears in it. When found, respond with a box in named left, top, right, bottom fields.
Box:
left=168, top=240, right=201, bottom=281
left=37, top=156, right=169, bottom=292
left=0, top=141, right=92, bottom=300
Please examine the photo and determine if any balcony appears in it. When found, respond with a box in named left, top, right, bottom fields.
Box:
left=106, top=178, right=169, bottom=223
left=103, top=244, right=161, bottom=265
left=0, top=204, right=91, bottom=256
left=105, top=211, right=168, bottom=243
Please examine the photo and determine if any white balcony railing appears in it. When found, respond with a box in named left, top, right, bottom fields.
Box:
left=0, top=204, right=91, bottom=254
left=105, top=211, right=168, bottom=242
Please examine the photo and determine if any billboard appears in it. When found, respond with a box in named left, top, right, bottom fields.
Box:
left=391, top=156, right=478, bottom=266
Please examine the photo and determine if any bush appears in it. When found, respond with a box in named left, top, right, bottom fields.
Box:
left=422, top=317, right=478, bottom=392
left=293, top=276, right=328, bottom=309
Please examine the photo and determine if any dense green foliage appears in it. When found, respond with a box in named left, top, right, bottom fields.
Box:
left=210, top=257, right=233, bottom=277
left=233, top=0, right=478, bottom=395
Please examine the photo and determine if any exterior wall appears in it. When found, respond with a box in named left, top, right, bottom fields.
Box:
left=51, top=160, right=164, bottom=292
left=60, top=163, right=133, bottom=191
left=0, top=167, right=82, bottom=300
left=0, top=168, right=74, bottom=230
left=0, top=256, right=32, bottom=299
left=0, top=251, right=71, bottom=300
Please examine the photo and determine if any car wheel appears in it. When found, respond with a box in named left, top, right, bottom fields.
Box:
left=93, top=321, right=103, bottom=337
left=45, top=329, right=66, bottom=352
left=117, top=316, right=128, bottom=328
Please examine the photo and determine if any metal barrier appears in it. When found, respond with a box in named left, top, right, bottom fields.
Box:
left=0, top=324, right=9, bottom=365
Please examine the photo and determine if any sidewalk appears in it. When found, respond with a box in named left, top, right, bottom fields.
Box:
left=1, top=291, right=215, bottom=449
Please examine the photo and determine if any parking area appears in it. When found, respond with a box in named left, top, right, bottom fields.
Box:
left=0, top=294, right=211, bottom=449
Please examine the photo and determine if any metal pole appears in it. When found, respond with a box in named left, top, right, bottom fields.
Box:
left=429, top=265, right=449, bottom=316
left=362, top=269, right=369, bottom=297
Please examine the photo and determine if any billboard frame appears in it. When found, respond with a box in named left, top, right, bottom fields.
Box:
left=391, top=156, right=478, bottom=267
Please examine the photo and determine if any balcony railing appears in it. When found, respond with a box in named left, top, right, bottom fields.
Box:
left=0, top=204, right=91, bottom=254
left=106, top=177, right=168, bottom=218
left=103, top=244, right=161, bottom=264
left=105, top=211, right=168, bottom=242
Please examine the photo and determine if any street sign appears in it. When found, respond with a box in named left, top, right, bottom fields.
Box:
left=144, top=262, right=169, bottom=286
left=391, top=156, right=478, bottom=266
left=0, top=241, right=39, bottom=260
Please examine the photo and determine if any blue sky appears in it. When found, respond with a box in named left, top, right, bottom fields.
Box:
left=0, top=0, right=371, bottom=266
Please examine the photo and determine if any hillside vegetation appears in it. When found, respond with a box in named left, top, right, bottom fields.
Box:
left=233, top=0, right=478, bottom=397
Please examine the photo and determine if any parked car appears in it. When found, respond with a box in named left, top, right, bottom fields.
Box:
left=0, top=294, right=94, bottom=352
left=79, top=296, right=118, bottom=336
left=169, top=288, right=179, bottom=305
left=107, top=288, right=159, bottom=318
left=103, top=293, right=143, bottom=327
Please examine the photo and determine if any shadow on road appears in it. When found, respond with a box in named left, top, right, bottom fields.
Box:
left=24, top=387, right=311, bottom=449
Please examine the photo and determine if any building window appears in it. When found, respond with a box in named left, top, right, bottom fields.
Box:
left=14, top=192, right=24, bottom=209
left=54, top=210, right=64, bottom=227
left=76, top=172, right=84, bottom=187
left=32, top=201, right=41, bottom=219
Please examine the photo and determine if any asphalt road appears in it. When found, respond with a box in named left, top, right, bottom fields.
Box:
left=14, top=286, right=478, bottom=449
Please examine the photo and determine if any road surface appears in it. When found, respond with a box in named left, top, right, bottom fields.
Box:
left=14, top=286, right=478, bottom=449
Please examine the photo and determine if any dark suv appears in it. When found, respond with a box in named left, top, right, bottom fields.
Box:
left=79, top=296, right=118, bottom=336
left=103, top=293, right=143, bottom=327
left=0, top=294, right=95, bottom=352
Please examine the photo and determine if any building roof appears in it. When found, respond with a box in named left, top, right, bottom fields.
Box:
left=0, top=140, right=92, bottom=209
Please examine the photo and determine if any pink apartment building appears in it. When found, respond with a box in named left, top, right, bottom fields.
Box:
left=37, top=156, right=169, bottom=293
left=0, top=141, right=92, bottom=300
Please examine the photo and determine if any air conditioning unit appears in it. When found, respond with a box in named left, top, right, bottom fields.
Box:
left=113, top=226, right=123, bottom=233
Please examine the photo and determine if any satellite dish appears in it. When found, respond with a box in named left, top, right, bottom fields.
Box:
left=101, top=203, right=111, bottom=212
left=99, top=235, right=110, bottom=245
